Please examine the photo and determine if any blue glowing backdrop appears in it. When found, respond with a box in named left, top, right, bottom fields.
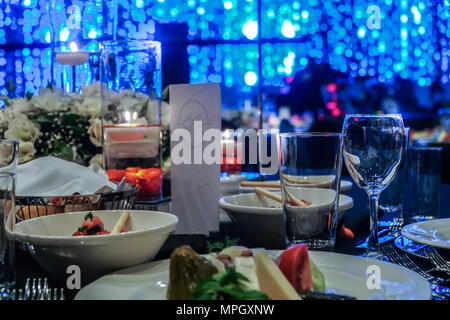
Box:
left=0, top=0, right=448, bottom=114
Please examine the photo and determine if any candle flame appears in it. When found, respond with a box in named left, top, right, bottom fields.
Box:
left=69, top=41, right=78, bottom=52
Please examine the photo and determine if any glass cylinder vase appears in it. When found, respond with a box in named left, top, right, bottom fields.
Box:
left=50, top=0, right=117, bottom=93
left=101, top=40, right=162, bottom=201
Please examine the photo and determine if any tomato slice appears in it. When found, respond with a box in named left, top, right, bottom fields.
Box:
left=92, top=216, right=104, bottom=232
left=275, top=244, right=313, bottom=292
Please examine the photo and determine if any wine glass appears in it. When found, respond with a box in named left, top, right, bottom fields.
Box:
left=342, top=114, right=405, bottom=259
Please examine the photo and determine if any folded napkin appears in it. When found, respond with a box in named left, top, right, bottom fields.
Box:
left=16, top=156, right=116, bottom=197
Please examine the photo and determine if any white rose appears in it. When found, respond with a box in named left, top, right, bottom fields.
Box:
left=103, top=89, right=121, bottom=106
left=4, top=116, right=41, bottom=143
left=161, top=101, right=170, bottom=130
left=0, top=108, right=27, bottom=128
left=72, top=96, right=101, bottom=118
left=10, top=98, right=36, bottom=114
left=88, top=118, right=102, bottom=147
left=89, top=153, right=103, bottom=167
left=31, top=87, right=68, bottom=112
left=146, top=99, right=160, bottom=125
left=0, top=142, right=16, bottom=167
left=117, top=95, right=143, bottom=111
left=18, top=141, right=36, bottom=164
left=82, top=82, right=101, bottom=97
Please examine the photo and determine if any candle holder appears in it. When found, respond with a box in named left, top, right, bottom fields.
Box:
left=49, top=0, right=117, bottom=93
left=221, top=129, right=243, bottom=175
left=101, top=40, right=162, bottom=201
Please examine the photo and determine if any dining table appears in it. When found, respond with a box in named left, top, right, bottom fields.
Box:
left=15, top=175, right=450, bottom=300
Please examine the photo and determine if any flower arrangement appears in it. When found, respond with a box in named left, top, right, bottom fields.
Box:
left=0, top=82, right=170, bottom=168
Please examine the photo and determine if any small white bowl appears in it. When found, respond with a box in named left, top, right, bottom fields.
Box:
left=220, top=174, right=248, bottom=196
left=219, top=189, right=353, bottom=248
left=15, top=210, right=178, bottom=284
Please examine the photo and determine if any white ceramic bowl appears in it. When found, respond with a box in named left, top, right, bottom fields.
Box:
left=15, top=210, right=178, bottom=284
left=220, top=174, right=248, bottom=196
left=219, top=189, right=353, bottom=248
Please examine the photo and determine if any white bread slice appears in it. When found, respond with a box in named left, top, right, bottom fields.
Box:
left=254, top=250, right=301, bottom=300
left=234, top=256, right=260, bottom=291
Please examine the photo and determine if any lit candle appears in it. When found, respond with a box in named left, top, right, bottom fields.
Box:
left=55, top=52, right=90, bottom=66
left=106, top=124, right=148, bottom=141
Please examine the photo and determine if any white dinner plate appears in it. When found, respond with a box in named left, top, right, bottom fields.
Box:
left=401, top=218, right=450, bottom=250
left=239, top=180, right=353, bottom=194
left=75, top=250, right=431, bottom=300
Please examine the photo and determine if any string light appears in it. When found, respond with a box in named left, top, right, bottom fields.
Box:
left=0, top=0, right=447, bottom=98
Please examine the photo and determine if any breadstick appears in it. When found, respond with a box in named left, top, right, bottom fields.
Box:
left=282, top=184, right=310, bottom=207
left=111, top=211, right=130, bottom=234
left=255, top=187, right=283, bottom=203
left=281, top=173, right=319, bottom=185
left=241, top=181, right=281, bottom=188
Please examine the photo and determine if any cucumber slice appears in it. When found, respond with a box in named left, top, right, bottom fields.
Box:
left=310, top=258, right=326, bottom=292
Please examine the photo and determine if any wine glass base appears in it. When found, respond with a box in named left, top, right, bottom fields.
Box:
left=356, top=233, right=398, bottom=249
left=362, top=250, right=389, bottom=261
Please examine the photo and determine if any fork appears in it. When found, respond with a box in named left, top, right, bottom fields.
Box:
left=382, top=243, right=444, bottom=284
left=24, top=278, right=49, bottom=300
left=0, top=288, right=16, bottom=300
left=380, top=217, right=404, bottom=236
left=25, top=278, right=65, bottom=300
left=425, top=248, right=450, bottom=274
left=0, top=278, right=65, bottom=300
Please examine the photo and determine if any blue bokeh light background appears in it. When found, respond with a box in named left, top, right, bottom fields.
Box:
left=0, top=0, right=448, bottom=109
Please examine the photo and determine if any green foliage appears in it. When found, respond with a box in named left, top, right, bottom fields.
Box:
left=35, top=111, right=100, bottom=165
left=190, top=267, right=270, bottom=300
left=206, top=236, right=240, bottom=253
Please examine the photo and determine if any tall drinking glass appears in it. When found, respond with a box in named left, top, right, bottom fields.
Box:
left=405, top=147, right=442, bottom=222
left=279, top=133, right=343, bottom=250
left=379, top=127, right=410, bottom=223
left=0, top=140, right=18, bottom=173
left=0, top=173, right=16, bottom=291
left=343, top=114, right=405, bottom=259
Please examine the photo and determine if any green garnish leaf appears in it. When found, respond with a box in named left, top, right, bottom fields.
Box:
left=206, top=236, right=240, bottom=253
left=84, top=212, right=93, bottom=221
left=25, top=91, right=33, bottom=100
left=190, top=267, right=270, bottom=300
left=77, top=225, right=88, bottom=233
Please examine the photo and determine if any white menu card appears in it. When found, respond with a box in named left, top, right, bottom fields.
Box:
left=169, top=83, right=221, bottom=235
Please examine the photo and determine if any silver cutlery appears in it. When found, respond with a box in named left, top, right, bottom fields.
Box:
left=382, top=243, right=444, bottom=284
left=0, top=278, right=65, bottom=300
left=425, top=248, right=450, bottom=274
left=24, top=278, right=65, bottom=300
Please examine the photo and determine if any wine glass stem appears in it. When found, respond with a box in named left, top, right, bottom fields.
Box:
left=367, top=192, right=381, bottom=256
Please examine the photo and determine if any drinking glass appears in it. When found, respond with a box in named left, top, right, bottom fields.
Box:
left=405, top=147, right=442, bottom=222
left=379, top=127, right=410, bottom=223
left=343, top=114, right=405, bottom=259
left=0, top=140, right=18, bottom=173
left=279, top=133, right=343, bottom=250
left=0, top=172, right=16, bottom=291
left=50, top=0, right=118, bottom=92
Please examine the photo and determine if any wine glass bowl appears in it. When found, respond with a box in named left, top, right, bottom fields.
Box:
left=343, top=114, right=405, bottom=259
